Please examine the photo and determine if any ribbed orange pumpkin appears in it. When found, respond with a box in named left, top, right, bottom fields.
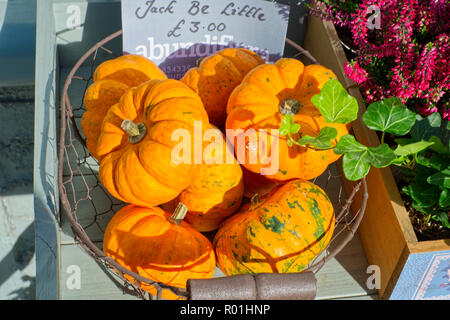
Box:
left=103, top=204, right=216, bottom=300
left=81, top=54, right=167, bottom=159
left=181, top=48, right=265, bottom=127
left=97, top=79, right=209, bottom=207
left=162, top=125, right=244, bottom=232
left=213, top=179, right=335, bottom=276
left=226, top=58, right=350, bottom=181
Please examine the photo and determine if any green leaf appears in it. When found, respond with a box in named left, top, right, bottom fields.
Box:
left=394, top=138, right=414, bottom=145
left=411, top=114, right=449, bottom=149
left=402, top=183, right=440, bottom=208
left=428, top=136, right=450, bottom=155
left=280, top=114, right=300, bottom=136
left=436, top=212, right=450, bottom=229
left=334, top=135, right=367, bottom=154
left=427, top=172, right=450, bottom=188
left=341, top=151, right=372, bottom=181
left=439, top=188, right=450, bottom=208
left=367, top=144, right=397, bottom=168
left=416, top=152, right=450, bottom=171
left=286, top=139, right=293, bottom=147
left=297, top=127, right=338, bottom=149
left=362, top=97, right=416, bottom=135
left=311, top=79, right=358, bottom=124
left=393, top=140, right=435, bottom=157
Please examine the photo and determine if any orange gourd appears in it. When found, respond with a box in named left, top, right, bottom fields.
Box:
left=162, top=125, right=244, bottom=232
left=81, top=54, right=167, bottom=159
left=226, top=58, right=349, bottom=181
left=213, top=180, right=335, bottom=276
left=97, top=79, right=209, bottom=207
left=181, top=48, right=265, bottom=127
left=103, top=204, right=216, bottom=300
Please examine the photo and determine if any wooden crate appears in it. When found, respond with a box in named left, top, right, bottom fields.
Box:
left=34, top=0, right=378, bottom=300
left=303, top=16, right=450, bottom=300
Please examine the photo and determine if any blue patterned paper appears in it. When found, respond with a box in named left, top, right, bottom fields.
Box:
left=390, top=250, right=450, bottom=300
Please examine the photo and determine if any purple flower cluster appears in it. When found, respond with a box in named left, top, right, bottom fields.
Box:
left=308, top=0, right=450, bottom=120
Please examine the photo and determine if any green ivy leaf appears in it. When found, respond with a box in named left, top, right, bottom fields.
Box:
left=280, top=114, right=300, bottom=136
left=393, top=140, right=435, bottom=157
left=286, top=139, right=293, bottom=147
left=411, top=114, right=449, bottom=150
left=334, top=135, right=367, bottom=154
left=311, top=79, right=358, bottom=124
left=362, top=97, right=416, bottom=135
left=297, top=127, right=338, bottom=149
left=416, top=152, right=449, bottom=171
left=402, top=183, right=440, bottom=208
left=439, top=188, right=450, bottom=208
left=367, top=144, right=397, bottom=168
left=427, top=172, right=450, bottom=188
left=334, top=135, right=371, bottom=180
left=428, top=136, right=450, bottom=155
left=341, top=151, right=372, bottom=181
left=436, top=212, right=450, bottom=229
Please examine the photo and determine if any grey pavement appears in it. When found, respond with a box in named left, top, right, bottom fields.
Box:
left=0, top=86, right=35, bottom=299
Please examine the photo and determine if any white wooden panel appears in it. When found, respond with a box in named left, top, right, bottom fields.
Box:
left=59, top=233, right=375, bottom=300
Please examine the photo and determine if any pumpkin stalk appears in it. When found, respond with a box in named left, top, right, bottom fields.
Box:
left=250, top=194, right=263, bottom=210
left=279, top=99, right=301, bottom=115
left=169, top=203, right=188, bottom=226
left=121, top=119, right=147, bottom=144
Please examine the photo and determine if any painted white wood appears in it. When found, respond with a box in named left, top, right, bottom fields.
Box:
left=34, top=0, right=60, bottom=300
left=58, top=233, right=375, bottom=300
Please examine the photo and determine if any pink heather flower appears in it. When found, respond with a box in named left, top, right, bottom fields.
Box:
left=443, top=108, right=450, bottom=121
left=416, top=104, right=439, bottom=117
left=308, top=0, right=450, bottom=120
left=345, top=61, right=368, bottom=84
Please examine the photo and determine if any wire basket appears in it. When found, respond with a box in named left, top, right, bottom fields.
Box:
left=58, top=30, right=368, bottom=300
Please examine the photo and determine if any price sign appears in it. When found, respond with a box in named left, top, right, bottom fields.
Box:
left=121, top=0, right=290, bottom=79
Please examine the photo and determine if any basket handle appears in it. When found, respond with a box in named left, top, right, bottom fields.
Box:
left=186, top=272, right=317, bottom=300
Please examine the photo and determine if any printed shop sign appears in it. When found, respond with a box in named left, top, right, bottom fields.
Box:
left=121, top=0, right=290, bottom=79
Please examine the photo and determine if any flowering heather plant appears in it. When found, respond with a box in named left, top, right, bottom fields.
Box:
left=307, top=0, right=450, bottom=120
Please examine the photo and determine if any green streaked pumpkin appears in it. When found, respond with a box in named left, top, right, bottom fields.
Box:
left=213, top=179, right=335, bottom=276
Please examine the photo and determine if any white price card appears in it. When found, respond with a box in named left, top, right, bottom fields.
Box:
left=121, top=0, right=290, bottom=79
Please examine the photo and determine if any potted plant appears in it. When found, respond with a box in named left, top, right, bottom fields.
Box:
left=303, top=0, right=449, bottom=299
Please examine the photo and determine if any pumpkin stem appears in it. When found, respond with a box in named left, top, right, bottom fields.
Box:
left=196, top=57, right=204, bottom=67
left=169, top=203, right=188, bottom=226
left=121, top=119, right=147, bottom=144
left=250, top=194, right=262, bottom=210
left=279, top=99, right=301, bottom=115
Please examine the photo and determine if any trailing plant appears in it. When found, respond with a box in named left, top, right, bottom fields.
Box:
left=307, top=0, right=450, bottom=121
left=280, top=79, right=450, bottom=228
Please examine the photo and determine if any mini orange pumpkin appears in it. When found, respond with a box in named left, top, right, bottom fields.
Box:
left=162, top=125, right=244, bottom=232
left=226, top=58, right=349, bottom=181
left=103, top=203, right=216, bottom=300
left=81, top=54, right=167, bottom=159
left=213, top=179, right=335, bottom=276
left=181, top=48, right=265, bottom=127
left=97, top=79, right=209, bottom=207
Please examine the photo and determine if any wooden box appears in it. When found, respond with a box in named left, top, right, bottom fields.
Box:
left=303, top=16, right=450, bottom=300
